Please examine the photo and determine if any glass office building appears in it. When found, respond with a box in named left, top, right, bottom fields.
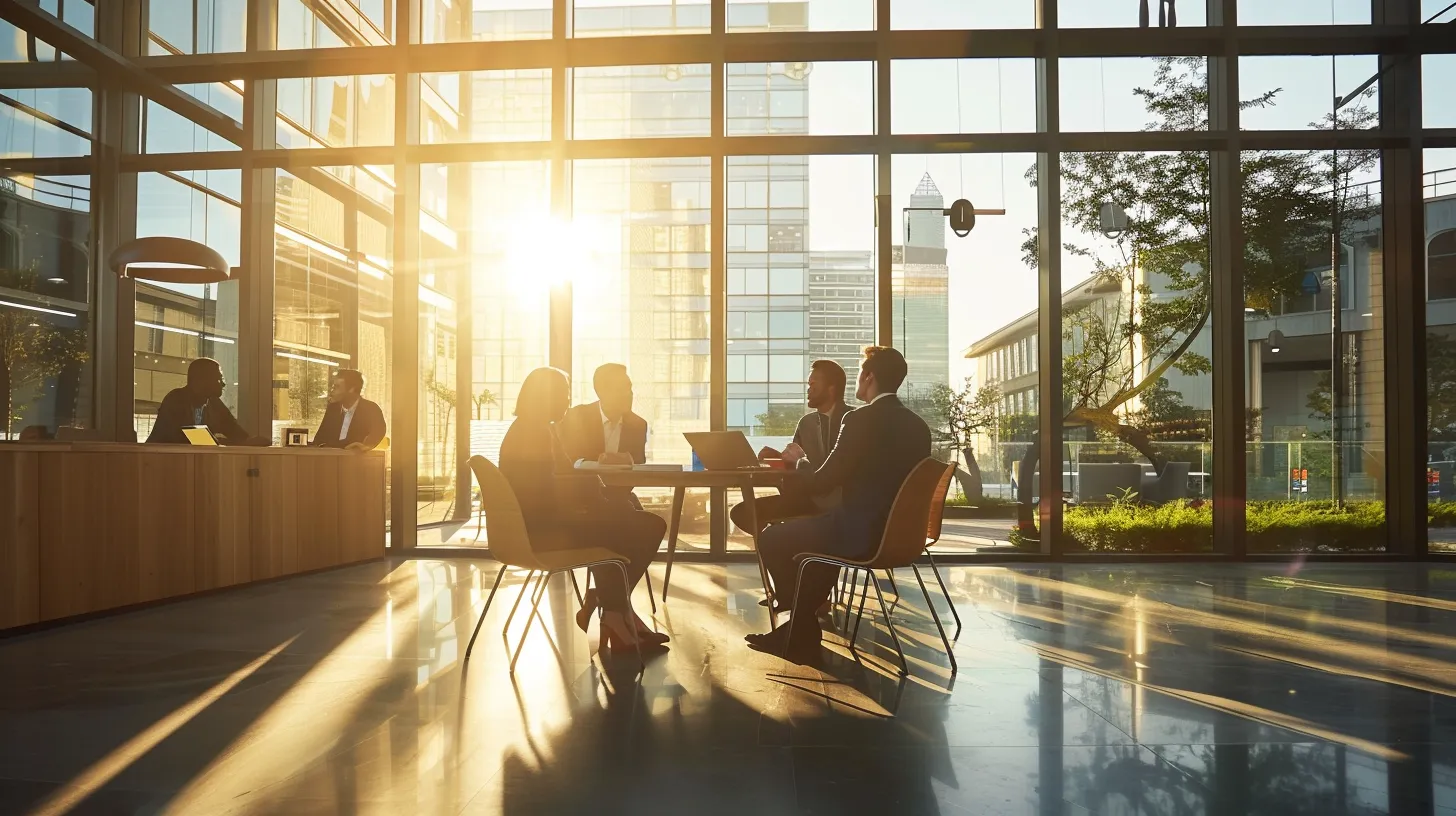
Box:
left=2, top=0, right=1454, bottom=559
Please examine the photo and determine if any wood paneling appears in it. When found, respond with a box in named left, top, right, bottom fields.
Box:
left=0, top=451, right=40, bottom=628
left=0, top=444, right=385, bottom=631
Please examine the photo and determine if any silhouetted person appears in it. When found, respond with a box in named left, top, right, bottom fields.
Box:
left=559, top=362, right=648, bottom=508
left=147, top=358, right=266, bottom=445
left=730, top=359, right=850, bottom=537
left=311, top=368, right=386, bottom=450
left=559, top=363, right=648, bottom=465
left=499, top=366, right=668, bottom=651
left=746, top=346, right=930, bottom=663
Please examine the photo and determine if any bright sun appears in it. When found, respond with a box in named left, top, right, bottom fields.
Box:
left=502, top=214, right=600, bottom=294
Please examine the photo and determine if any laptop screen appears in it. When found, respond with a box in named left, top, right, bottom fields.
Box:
left=182, top=426, right=218, bottom=446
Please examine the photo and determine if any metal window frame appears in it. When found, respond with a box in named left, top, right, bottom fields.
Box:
left=5, top=0, right=1454, bottom=560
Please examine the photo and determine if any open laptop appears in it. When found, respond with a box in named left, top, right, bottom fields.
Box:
left=181, top=426, right=219, bottom=446
left=683, top=431, right=770, bottom=471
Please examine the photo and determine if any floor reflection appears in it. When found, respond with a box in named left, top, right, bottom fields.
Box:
left=0, top=560, right=1452, bottom=814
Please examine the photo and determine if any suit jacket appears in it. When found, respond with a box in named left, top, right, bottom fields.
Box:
left=498, top=418, right=618, bottom=544
left=794, top=394, right=931, bottom=554
left=146, top=387, right=250, bottom=444
left=559, top=401, right=648, bottom=464
left=790, top=401, right=849, bottom=509
left=311, top=398, right=387, bottom=449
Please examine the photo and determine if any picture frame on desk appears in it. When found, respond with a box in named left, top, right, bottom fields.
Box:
left=283, top=427, right=309, bottom=447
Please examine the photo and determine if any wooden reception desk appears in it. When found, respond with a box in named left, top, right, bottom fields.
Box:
left=0, top=442, right=386, bottom=631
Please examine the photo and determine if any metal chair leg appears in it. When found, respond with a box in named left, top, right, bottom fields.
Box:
left=568, top=569, right=584, bottom=606
left=643, top=567, right=657, bottom=614
left=886, top=569, right=902, bottom=610
left=912, top=564, right=958, bottom=675
left=472, top=507, right=484, bottom=543
left=501, top=570, right=540, bottom=637
left=509, top=570, right=554, bottom=673
left=923, top=549, right=962, bottom=636
left=783, top=558, right=812, bottom=658
left=464, top=564, right=508, bottom=661
left=869, top=570, right=909, bottom=677
left=848, top=568, right=872, bottom=654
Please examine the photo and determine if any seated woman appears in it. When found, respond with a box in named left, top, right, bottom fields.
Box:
left=499, top=366, right=669, bottom=651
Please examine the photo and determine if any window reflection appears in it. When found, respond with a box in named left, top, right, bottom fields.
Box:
left=0, top=173, right=92, bottom=439
left=133, top=172, right=240, bottom=442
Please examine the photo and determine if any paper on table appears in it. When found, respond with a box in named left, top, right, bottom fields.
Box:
left=632, top=463, right=684, bottom=472
left=573, top=459, right=631, bottom=471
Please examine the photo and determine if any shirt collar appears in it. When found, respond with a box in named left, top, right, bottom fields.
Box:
left=342, top=397, right=361, bottom=413
left=869, top=392, right=896, bottom=405
left=599, top=405, right=617, bottom=426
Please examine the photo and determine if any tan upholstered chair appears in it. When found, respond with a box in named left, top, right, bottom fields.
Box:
left=463, top=455, right=644, bottom=672
left=787, top=458, right=959, bottom=676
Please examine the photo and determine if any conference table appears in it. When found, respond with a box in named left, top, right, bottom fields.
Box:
left=594, top=467, right=791, bottom=613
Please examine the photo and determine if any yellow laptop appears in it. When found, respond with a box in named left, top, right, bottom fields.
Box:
left=181, top=426, right=219, bottom=446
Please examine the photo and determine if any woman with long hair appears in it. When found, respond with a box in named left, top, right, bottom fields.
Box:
left=499, top=366, right=668, bottom=651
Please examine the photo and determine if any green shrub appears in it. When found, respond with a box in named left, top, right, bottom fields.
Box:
left=1040, top=499, right=1394, bottom=553
left=962, top=498, right=1456, bottom=553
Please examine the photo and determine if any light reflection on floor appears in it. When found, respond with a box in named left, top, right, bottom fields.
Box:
left=1, top=560, right=1454, bottom=814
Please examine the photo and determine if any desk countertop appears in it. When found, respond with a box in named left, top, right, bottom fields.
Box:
left=0, top=441, right=383, bottom=457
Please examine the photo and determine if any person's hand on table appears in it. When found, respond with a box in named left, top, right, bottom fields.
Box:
left=598, top=452, right=633, bottom=466
left=345, top=442, right=369, bottom=452
left=782, top=442, right=806, bottom=466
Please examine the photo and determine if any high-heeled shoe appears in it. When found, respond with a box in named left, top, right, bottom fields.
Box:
left=575, top=588, right=600, bottom=633
left=630, top=612, right=670, bottom=644
left=599, top=612, right=667, bottom=653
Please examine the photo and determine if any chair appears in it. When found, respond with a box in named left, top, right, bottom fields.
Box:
left=786, top=458, right=959, bottom=677
left=463, top=455, right=644, bottom=672
left=918, top=461, right=962, bottom=636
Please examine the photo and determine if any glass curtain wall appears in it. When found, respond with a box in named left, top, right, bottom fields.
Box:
left=10, top=0, right=1451, bottom=556
left=132, top=172, right=242, bottom=442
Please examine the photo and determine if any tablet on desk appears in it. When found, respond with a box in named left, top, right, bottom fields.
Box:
left=181, top=426, right=218, bottom=446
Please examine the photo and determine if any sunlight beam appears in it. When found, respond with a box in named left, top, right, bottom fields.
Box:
left=28, top=637, right=299, bottom=816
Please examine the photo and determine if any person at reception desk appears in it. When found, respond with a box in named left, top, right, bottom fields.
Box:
left=146, top=358, right=268, bottom=446
left=729, top=359, right=850, bottom=537
left=311, top=369, right=386, bottom=450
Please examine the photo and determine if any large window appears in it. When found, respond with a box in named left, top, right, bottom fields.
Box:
left=0, top=173, right=93, bottom=439
left=1059, top=148, right=1214, bottom=554
left=1245, top=149, right=1385, bottom=553
left=897, top=152, right=1040, bottom=554
left=132, top=172, right=240, bottom=443
left=8, top=0, right=1450, bottom=557
left=574, top=157, right=712, bottom=549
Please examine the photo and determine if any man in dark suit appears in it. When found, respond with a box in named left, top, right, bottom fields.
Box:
left=745, top=346, right=931, bottom=662
left=730, top=359, right=850, bottom=536
left=146, top=358, right=266, bottom=445
left=559, top=363, right=648, bottom=465
left=312, top=368, right=387, bottom=450
left=560, top=363, right=649, bottom=508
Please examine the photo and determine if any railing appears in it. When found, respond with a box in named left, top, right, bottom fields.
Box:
left=965, top=439, right=1386, bottom=503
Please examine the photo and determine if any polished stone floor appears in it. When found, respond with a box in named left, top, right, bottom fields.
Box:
left=3, top=560, right=1456, bottom=815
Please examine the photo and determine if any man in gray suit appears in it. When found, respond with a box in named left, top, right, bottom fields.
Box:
left=730, top=359, right=850, bottom=536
